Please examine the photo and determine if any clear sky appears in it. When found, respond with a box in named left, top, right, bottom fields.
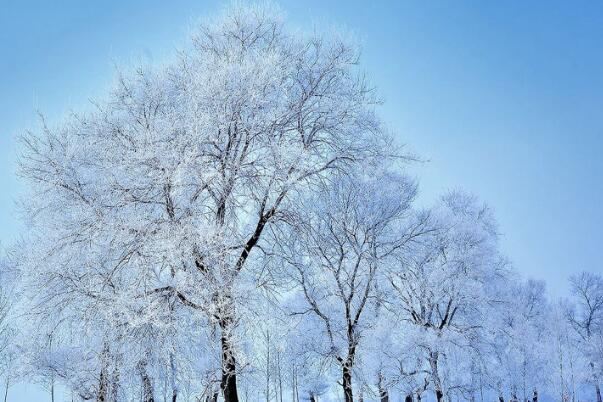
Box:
left=1, top=1, right=602, bottom=400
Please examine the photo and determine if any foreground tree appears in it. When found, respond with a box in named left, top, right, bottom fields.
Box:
left=18, top=4, right=391, bottom=402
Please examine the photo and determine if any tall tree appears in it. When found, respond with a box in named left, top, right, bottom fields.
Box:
left=18, top=4, right=390, bottom=401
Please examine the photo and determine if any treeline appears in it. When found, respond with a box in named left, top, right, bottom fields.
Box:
left=0, top=4, right=601, bottom=402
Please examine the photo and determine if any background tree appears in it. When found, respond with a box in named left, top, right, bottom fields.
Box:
left=274, top=169, right=419, bottom=402
left=568, top=271, right=603, bottom=402
left=387, top=191, right=507, bottom=402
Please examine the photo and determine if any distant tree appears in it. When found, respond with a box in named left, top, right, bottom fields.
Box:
left=274, top=169, right=420, bottom=402
left=568, top=271, right=603, bottom=402
left=0, top=254, right=19, bottom=402
left=387, top=192, right=506, bottom=402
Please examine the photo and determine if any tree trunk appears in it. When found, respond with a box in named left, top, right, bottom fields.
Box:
left=138, top=361, right=155, bottom=402
left=596, top=383, right=602, bottom=402
left=97, top=366, right=108, bottom=402
left=532, top=390, right=538, bottom=402
left=265, top=330, right=270, bottom=402
left=342, top=364, right=353, bottom=402
left=111, top=364, right=120, bottom=402
left=220, top=318, right=239, bottom=402
left=429, top=352, right=444, bottom=402
left=292, top=365, right=299, bottom=402
left=377, top=372, right=389, bottom=402
left=277, top=351, right=283, bottom=402
left=309, top=393, right=317, bottom=402
left=3, top=377, right=9, bottom=402
left=204, top=386, right=218, bottom=402
left=169, top=353, right=178, bottom=402
left=405, top=395, right=413, bottom=402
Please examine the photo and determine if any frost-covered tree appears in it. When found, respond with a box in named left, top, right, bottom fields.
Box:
left=13, top=3, right=603, bottom=402
left=386, top=192, right=506, bottom=402
left=0, top=270, right=17, bottom=402
left=568, top=271, right=603, bottom=402
left=0, top=256, right=18, bottom=402
left=490, top=279, right=550, bottom=402
left=273, top=169, right=419, bottom=402
left=18, top=4, right=390, bottom=402
left=548, top=299, right=587, bottom=402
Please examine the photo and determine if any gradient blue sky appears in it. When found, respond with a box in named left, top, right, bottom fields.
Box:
left=1, top=1, right=602, bottom=400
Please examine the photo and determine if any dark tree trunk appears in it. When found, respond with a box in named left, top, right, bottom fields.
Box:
left=309, top=392, right=317, bottom=402
left=499, top=396, right=504, bottom=402
left=169, top=353, right=178, bottom=402
left=405, top=394, right=413, bottom=402
left=111, top=365, right=120, bottom=402
left=220, top=318, right=240, bottom=402
left=97, top=366, right=108, bottom=402
left=377, top=372, right=389, bottom=402
left=596, top=384, right=602, bottom=402
left=342, top=364, right=353, bottom=402
left=429, top=352, right=444, bottom=402
left=532, top=390, right=538, bottom=402
left=205, top=389, right=218, bottom=402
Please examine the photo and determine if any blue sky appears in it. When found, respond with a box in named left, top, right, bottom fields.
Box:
left=1, top=1, right=602, bottom=399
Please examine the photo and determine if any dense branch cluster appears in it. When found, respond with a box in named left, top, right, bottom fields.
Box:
left=1, top=4, right=602, bottom=402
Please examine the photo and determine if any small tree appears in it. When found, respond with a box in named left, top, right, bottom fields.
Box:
left=568, top=271, right=603, bottom=402
left=387, top=191, right=506, bottom=402
left=274, top=169, right=419, bottom=402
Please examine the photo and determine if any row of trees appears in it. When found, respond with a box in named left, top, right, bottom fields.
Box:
left=1, top=4, right=602, bottom=402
